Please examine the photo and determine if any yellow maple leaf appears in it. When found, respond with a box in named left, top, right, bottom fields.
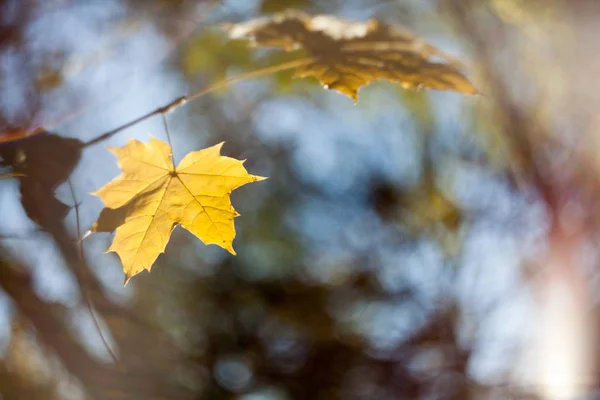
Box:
left=90, top=137, right=265, bottom=284
left=224, top=10, right=478, bottom=101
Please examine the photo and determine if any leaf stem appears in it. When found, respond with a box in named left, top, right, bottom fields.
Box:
left=84, top=57, right=314, bottom=147
left=162, top=113, right=177, bottom=168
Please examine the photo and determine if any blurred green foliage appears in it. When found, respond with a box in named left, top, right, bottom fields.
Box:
left=181, top=29, right=253, bottom=81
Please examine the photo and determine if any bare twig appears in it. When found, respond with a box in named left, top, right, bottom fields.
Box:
left=67, top=179, right=120, bottom=363
left=84, top=57, right=314, bottom=147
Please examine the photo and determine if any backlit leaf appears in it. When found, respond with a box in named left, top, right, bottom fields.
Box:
left=90, top=137, right=265, bottom=284
left=225, top=10, right=478, bottom=101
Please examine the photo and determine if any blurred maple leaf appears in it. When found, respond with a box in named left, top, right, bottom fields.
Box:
left=90, top=137, right=265, bottom=284
left=225, top=9, right=478, bottom=101
left=0, top=131, right=83, bottom=229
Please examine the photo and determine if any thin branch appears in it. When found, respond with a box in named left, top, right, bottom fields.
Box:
left=67, top=179, right=120, bottom=363
left=83, top=57, right=314, bottom=147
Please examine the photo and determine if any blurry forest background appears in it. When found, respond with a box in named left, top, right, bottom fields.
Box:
left=2, top=0, right=600, bottom=399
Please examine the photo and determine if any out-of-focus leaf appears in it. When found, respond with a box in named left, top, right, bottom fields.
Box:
left=90, top=137, right=265, bottom=283
left=0, top=131, right=83, bottom=229
left=224, top=10, right=478, bottom=101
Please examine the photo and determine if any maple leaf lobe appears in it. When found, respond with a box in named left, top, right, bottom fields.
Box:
left=225, top=9, right=478, bottom=100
